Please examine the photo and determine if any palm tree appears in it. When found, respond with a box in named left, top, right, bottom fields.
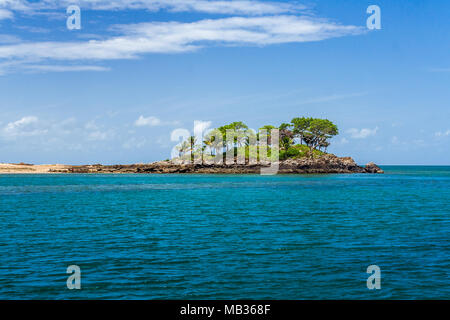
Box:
left=188, top=136, right=197, bottom=163
left=201, top=145, right=207, bottom=164
left=203, top=135, right=215, bottom=156
left=176, top=140, right=190, bottom=160
left=259, top=125, right=276, bottom=146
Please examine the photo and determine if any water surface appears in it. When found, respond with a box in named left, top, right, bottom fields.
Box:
left=0, top=166, right=449, bottom=299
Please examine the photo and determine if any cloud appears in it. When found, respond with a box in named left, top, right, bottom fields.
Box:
left=122, top=137, right=147, bottom=149
left=194, top=120, right=212, bottom=135
left=347, top=126, right=378, bottom=139
left=135, top=116, right=162, bottom=127
left=0, top=34, right=20, bottom=44
left=23, top=65, right=111, bottom=73
left=134, top=115, right=180, bottom=127
left=0, top=8, right=13, bottom=20
left=83, top=120, right=115, bottom=141
left=0, top=15, right=364, bottom=74
left=0, top=1, right=364, bottom=75
left=391, top=136, right=399, bottom=144
left=5, top=116, right=38, bottom=130
left=0, top=0, right=305, bottom=16
left=15, top=25, right=51, bottom=33
left=435, top=130, right=450, bottom=137
left=1, top=116, right=48, bottom=138
left=87, top=130, right=114, bottom=141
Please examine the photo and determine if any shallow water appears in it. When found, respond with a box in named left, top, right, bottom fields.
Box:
left=0, top=166, right=449, bottom=299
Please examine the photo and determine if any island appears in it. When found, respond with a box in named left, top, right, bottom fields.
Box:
left=0, top=117, right=384, bottom=174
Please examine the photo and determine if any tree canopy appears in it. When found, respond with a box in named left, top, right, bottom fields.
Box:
left=176, top=118, right=339, bottom=162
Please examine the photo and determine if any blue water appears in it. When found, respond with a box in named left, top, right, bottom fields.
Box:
left=0, top=167, right=449, bottom=299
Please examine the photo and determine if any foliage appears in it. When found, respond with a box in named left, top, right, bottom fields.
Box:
left=280, top=147, right=300, bottom=160
left=175, top=118, right=338, bottom=163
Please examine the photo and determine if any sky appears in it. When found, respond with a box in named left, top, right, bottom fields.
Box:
left=0, top=0, right=449, bottom=165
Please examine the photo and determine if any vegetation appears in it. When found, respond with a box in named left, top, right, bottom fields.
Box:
left=176, top=117, right=339, bottom=163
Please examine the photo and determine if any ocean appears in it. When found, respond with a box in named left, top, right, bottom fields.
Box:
left=0, top=166, right=449, bottom=299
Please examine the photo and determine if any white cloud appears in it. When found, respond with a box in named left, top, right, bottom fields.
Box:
left=23, top=65, right=111, bottom=73
left=84, top=121, right=99, bottom=131
left=0, top=15, right=363, bottom=74
left=0, top=0, right=305, bottom=16
left=84, top=120, right=115, bottom=141
left=339, top=137, right=349, bottom=144
left=435, top=130, right=450, bottom=137
left=347, top=126, right=378, bottom=139
left=5, top=116, right=38, bottom=130
left=135, top=115, right=162, bottom=127
left=0, top=9, right=13, bottom=20
left=194, top=120, right=212, bottom=135
left=87, top=130, right=113, bottom=141
left=122, top=137, right=146, bottom=149
left=1, top=116, right=48, bottom=138
left=0, top=34, right=20, bottom=44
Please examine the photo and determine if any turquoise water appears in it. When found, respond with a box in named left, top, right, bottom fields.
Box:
left=0, top=166, right=449, bottom=299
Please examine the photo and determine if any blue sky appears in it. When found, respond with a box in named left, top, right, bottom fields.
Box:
left=0, top=0, right=449, bottom=165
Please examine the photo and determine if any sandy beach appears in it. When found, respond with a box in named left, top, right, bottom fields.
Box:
left=0, top=163, right=72, bottom=174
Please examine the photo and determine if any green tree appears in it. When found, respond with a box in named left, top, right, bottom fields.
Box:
left=176, top=140, right=189, bottom=158
left=188, top=136, right=197, bottom=163
left=304, top=119, right=338, bottom=158
left=279, top=123, right=293, bottom=151
left=203, top=133, right=215, bottom=156
left=291, top=117, right=312, bottom=145
left=230, top=122, right=249, bottom=147
left=259, top=125, right=276, bottom=146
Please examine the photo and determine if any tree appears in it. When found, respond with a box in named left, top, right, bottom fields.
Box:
left=188, top=136, right=197, bottom=163
left=229, top=122, right=249, bottom=147
left=203, top=134, right=215, bottom=156
left=218, top=124, right=232, bottom=151
left=291, top=117, right=312, bottom=145
left=279, top=123, right=294, bottom=151
left=218, top=122, right=249, bottom=162
left=303, top=119, right=338, bottom=158
left=318, top=140, right=330, bottom=153
left=200, top=117, right=339, bottom=162
left=207, top=129, right=223, bottom=156
left=176, top=140, right=190, bottom=158
left=259, top=125, right=276, bottom=146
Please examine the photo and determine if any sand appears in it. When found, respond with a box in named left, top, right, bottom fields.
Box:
left=0, top=163, right=71, bottom=174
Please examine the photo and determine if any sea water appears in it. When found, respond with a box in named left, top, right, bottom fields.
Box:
left=0, top=166, right=449, bottom=299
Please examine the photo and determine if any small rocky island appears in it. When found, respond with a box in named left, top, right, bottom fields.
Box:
left=0, top=118, right=384, bottom=174
left=63, top=156, right=383, bottom=174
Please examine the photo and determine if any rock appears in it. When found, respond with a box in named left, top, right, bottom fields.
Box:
left=59, top=156, right=383, bottom=175
left=364, top=162, right=384, bottom=174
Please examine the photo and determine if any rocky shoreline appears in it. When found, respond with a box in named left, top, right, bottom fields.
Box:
left=48, top=154, right=383, bottom=174
left=0, top=155, right=384, bottom=174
